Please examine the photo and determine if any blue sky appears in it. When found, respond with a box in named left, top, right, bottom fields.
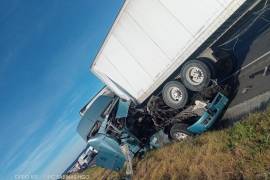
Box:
left=0, top=0, right=124, bottom=179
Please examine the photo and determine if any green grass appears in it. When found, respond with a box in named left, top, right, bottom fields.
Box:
left=71, top=108, right=270, bottom=180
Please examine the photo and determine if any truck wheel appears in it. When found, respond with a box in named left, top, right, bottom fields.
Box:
left=180, top=60, right=211, bottom=92
left=197, top=57, right=216, bottom=79
left=162, top=81, right=188, bottom=109
left=170, top=123, right=192, bottom=141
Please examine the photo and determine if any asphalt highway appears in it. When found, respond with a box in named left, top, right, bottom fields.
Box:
left=226, top=26, right=270, bottom=107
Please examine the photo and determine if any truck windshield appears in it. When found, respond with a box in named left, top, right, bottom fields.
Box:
left=77, top=95, right=115, bottom=142
left=86, top=121, right=101, bottom=141
left=101, top=98, right=119, bottom=119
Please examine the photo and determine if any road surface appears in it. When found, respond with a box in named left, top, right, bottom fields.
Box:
left=221, top=23, right=270, bottom=121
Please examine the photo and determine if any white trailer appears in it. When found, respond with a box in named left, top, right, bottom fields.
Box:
left=91, top=0, right=260, bottom=109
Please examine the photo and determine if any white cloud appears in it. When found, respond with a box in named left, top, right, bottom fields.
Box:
left=41, top=135, right=85, bottom=179
left=0, top=4, right=106, bottom=178
left=10, top=115, right=85, bottom=178
left=2, top=90, right=87, bottom=178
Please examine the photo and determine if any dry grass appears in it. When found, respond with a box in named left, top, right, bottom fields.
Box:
left=73, top=108, right=270, bottom=180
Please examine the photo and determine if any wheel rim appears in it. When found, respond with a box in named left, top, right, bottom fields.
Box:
left=174, top=132, right=188, bottom=140
left=168, top=87, right=183, bottom=102
left=186, top=66, right=204, bottom=85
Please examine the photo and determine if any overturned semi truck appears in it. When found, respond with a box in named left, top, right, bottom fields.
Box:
left=77, top=0, right=269, bottom=172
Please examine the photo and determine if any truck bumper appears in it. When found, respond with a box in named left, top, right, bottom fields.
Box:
left=187, top=93, right=229, bottom=134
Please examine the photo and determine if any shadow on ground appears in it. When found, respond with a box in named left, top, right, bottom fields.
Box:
left=211, top=2, right=270, bottom=130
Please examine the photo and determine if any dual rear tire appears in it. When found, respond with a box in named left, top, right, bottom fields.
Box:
left=162, top=59, right=212, bottom=109
left=162, top=81, right=188, bottom=109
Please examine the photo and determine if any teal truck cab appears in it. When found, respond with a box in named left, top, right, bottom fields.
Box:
left=77, top=87, right=228, bottom=171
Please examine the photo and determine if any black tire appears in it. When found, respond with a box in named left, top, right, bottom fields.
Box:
left=162, top=81, right=188, bottom=109
left=216, top=57, right=234, bottom=79
left=180, top=60, right=211, bottom=92
left=197, top=57, right=216, bottom=79
left=170, top=123, right=192, bottom=141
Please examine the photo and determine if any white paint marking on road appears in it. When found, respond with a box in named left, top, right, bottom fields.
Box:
left=263, top=65, right=269, bottom=76
left=237, top=50, right=270, bottom=73
left=221, top=50, right=270, bottom=82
